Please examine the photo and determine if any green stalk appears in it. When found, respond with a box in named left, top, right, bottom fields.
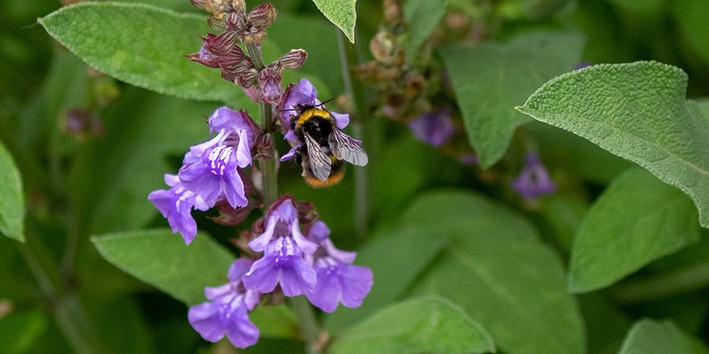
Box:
left=289, top=296, right=323, bottom=354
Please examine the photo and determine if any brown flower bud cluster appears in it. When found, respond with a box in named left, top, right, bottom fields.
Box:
left=188, top=1, right=307, bottom=104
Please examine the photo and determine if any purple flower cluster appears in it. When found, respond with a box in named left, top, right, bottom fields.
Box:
left=149, top=107, right=258, bottom=244
left=511, top=152, right=557, bottom=200
left=153, top=1, right=373, bottom=350
left=188, top=196, right=372, bottom=348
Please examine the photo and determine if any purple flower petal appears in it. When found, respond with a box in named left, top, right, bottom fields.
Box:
left=148, top=175, right=198, bottom=245
left=243, top=237, right=316, bottom=296
left=280, top=144, right=301, bottom=162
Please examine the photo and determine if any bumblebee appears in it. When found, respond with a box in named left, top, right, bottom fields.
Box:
left=291, top=106, right=368, bottom=187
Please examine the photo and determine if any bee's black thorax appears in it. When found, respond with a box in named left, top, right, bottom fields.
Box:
left=302, top=116, right=333, bottom=145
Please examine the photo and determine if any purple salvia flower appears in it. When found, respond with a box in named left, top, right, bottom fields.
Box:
left=242, top=197, right=318, bottom=296
left=511, top=152, right=557, bottom=200
left=188, top=259, right=260, bottom=348
left=148, top=174, right=208, bottom=245
left=178, top=107, right=256, bottom=209
left=408, top=109, right=455, bottom=147
left=305, top=221, right=373, bottom=313
left=278, top=79, right=349, bottom=142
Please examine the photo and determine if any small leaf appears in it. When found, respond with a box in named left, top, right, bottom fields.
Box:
left=439, top=31, right=584, bottom=168
left=311, top=0, right=357, bottom=43
left=0, top=310, right=47, bottom=353
left=330, top=297, right=495, bottom=354
left=569, top=168, right=700, bottom=293
left=618, top=318, right=708, bottom=354
left=404, top=0, right=446, bottom=58
left=92, top=229, right=234, bottom=305
left=39, top=2, right=248, bottom=104
left=517, top=61, right=709, bottom=227
left=0, top=140, right=25, bottom=242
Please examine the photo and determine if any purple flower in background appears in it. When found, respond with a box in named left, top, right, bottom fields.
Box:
left=148, top=174, right=209, bottom=245
left=189, top=259, right=261, bottom=348
left=574, top=61, right=592, bottom=70
left=278, top=79, right=349, bottom=142
left=179, top=107, right=256, bottom=209
left=511, top=152, right=557, bottom=200
left=305, top=221, right=373, bottom=313
left=242, top=197, right=318, bottom=296
left=408, top=109, right=455, bottom=147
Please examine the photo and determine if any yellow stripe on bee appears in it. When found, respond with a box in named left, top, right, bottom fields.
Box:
left=297, top=108, right=333, bottom=126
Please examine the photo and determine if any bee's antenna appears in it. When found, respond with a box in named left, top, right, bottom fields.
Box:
left=317, top=98, right=335, bottom=107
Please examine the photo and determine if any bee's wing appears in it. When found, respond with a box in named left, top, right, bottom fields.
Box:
left=329, top=129, right=368, bottom=166
left=303, top=133, right=332, bottom=181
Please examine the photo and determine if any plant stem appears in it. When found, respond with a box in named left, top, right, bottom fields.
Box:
left=336, top=30, right=369, bottom=240
left=289, top=296, right=322, bottom=354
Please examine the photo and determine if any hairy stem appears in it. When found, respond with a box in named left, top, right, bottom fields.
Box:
left=290, top=296, right=322, bottom=354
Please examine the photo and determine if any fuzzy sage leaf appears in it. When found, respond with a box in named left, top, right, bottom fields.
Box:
left=311, top=0, right=357, bottom=43
left=0, top=141, right=25, bottom=242
left=439, top=31, right=585, bottom=168
left=569, top=168, right=700, bottom=293
left=517, top=61, right=709, bottom=228
left=39, top=2, right=247, bottom=103
left=330, top=297, right=495, bottom=354
left=618, top=319, right=709, bottom=354
left=92, top=229, right=234, bottom=305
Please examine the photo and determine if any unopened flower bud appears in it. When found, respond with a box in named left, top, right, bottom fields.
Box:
left=295, top=200, right=318, bottom=225
left=253, top=133, right=274, bottom=160
left=370, top=31, right=397, bottom=64
left=237, top=68, right=259, bottom=88
left=63, top=108, right=104, bottom=140
left=277, top=49, right=307, bottom=70
left=257, top=65, right=283, bottom=104
left=248, top=3, right=277, bottom=29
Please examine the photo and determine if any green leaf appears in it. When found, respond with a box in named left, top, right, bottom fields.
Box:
left=618, top=318, right=708, bottom=354
left=330, top=297, right=495, bottom=354
left=404, top=0, right=446, bottom=59
left=517, top=62, right=709, bottom=227
left=569, top=168, right=700, bottom=293
left=330, top=190, right=584, bottom=354
left=439, top=31, right=584, bottom=168
left=404, top=191, right=585, bottom=354
left=91, top=229, right=234, bottom=305
left=324, top=226, right=449, bottom=333
left=0, top=140, right=25, bottom=242
left=0, top=310, right=47, bottom=353
left=311, top=0, right=356, bottom=43
left=39, top=2, right=248, bottom=104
